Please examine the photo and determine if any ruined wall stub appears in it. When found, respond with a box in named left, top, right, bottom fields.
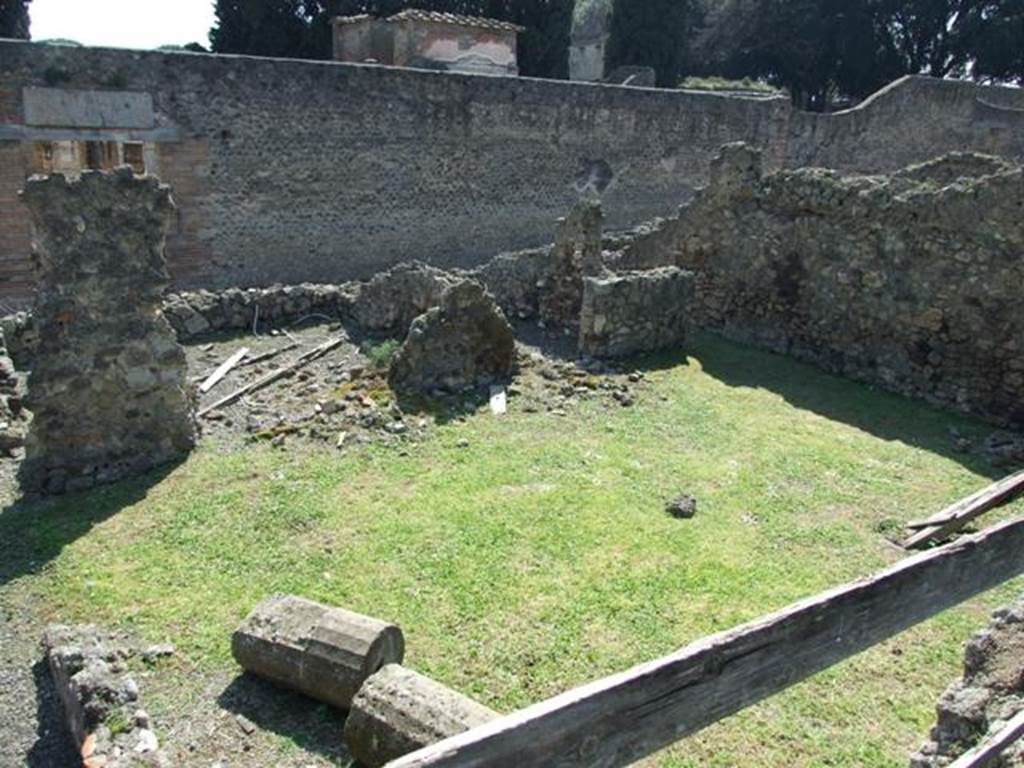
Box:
left=579, top=267, right=695, bottom=359
left=539, top=199, right=604, bottom=329
left=616, top=145, right=1024, bottom=427
left=18, top=168, right=196, bottom=495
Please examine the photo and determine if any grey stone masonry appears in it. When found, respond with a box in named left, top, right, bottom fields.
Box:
left=231, top=595, right=405, bottom=711
left=579, top=267, right=695, bottom=358
left=44, top=624, right=167, bottom=767
left=615, top=144, right=1024, bottom=427
left=344, top=664, right=499, bottom=768
left=0, top=325, right=26, bottom=455
left=539, top=199, right=605, bottom=329
left=389, top=280, right=516, bottom=393
left=18, top=168, right=197, bottom=495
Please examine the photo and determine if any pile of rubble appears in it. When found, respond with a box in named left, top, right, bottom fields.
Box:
left=911, top=596, right=1024, bottom=767
left=44, top=625, right=171, bottom=767
left=0, top=325, right=26, bottom=457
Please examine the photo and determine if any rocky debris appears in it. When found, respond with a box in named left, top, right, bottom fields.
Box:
left=666, top=494, right=698, bottom=519
left=351, top=262, right=457, bottom=337
left=43, top=624, right=167, bottom=767
left=539, top=199, right=605, bottom=329
left=389, top=281, right=516, bottom=394
left=893, top=152, right=1018, bottom=189
left=343, top=664, right=499, bottom=767
left=0, top=325, right=26, bottom=456
left=984, top=432, right=1024, bottom=468
left=17, top=169, right=197, bottom=495
left=231, top=595, right=405, bottom=711
left=910, top=595, right=1024, bottom=767
left=579, top=267, right=695, bottom=358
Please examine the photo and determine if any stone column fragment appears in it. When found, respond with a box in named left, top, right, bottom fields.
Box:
left=18, top=168, right=196, bottom=494
left=343, top=664, right=499, bottom=767
left=231, top=594, right=405, bottom=710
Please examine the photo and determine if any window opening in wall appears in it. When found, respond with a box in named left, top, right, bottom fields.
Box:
left=83, top=141, right=120, bottom=171
left=123, top=142, right=145, bottom=174
left=32, top=141, right=55, bottom=174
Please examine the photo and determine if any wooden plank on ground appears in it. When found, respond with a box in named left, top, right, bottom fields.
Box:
left=947, top=708, right=1024, bottom=768
left=386, top=517, right=1024, bottom=768
left=199, top=347, right=249, bottom=394
left=198, top=336, right=345, bottom=418
left=903, top=468, right=1024, bottom=549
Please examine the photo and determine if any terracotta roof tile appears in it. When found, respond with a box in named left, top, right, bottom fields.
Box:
left=386, top=9, right=524, bottom=33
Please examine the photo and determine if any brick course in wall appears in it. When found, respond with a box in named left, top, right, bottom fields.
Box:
left=0, top=41, right=1022, bottom=307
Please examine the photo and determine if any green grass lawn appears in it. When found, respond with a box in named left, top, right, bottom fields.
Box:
left=3, top=332, right=1021, bottom=766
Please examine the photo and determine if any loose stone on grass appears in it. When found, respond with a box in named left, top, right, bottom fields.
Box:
left=667, top=494, right=698, bottom=519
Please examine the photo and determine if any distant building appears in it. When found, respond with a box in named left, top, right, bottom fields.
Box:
left=332, top=10, right=524, bottom=76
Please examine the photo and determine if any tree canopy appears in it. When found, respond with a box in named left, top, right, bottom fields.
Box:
left=605, top=0, right=700, bottom=87
left=0, top=0, right=31, bottom=40
left=725, top=0, right=1023, bottom=109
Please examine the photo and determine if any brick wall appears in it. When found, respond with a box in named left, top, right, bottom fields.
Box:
left=0, top=41, right=1022, bottom=307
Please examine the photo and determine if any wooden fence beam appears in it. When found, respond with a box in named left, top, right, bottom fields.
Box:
left=387, top=517, right=1024, bottom=768
left=946, top=708, right=1024, bottom=768
left=903, top=469, right=1024, bottom=549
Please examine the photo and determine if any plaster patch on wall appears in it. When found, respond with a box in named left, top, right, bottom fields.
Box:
left=23, top=87, right=155, bottom=129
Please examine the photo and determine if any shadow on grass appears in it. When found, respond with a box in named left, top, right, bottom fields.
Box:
left=0, top=461, right=181, bottom=588
left=217, top=673, right=350, bottom=764
left=26, top=658, right=77, bottom=767
left=644, top=331, right=1003, bottom=480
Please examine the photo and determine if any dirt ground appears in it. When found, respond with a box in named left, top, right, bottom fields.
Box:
left=187, top=319, right=646, bottom=453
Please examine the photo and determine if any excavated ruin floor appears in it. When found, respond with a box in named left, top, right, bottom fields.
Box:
left=189, top=320, right=648, bottom=453
left=1, top=326, right=1021, bottom=768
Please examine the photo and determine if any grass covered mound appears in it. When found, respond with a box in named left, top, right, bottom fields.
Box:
left=2, top=333, right=1020, bottom=767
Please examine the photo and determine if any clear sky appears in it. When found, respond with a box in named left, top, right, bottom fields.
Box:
left=29, top=0, right=217, bottom=50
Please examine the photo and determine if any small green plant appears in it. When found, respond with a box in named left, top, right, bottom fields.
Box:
left=365, top=339, right=401, bottom=370
left=679, top=76, right=780, bottom=95
left=105, top=710, right=131, bottom=736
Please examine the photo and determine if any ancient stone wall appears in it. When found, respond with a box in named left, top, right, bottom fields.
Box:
left=18, top=169, right=196, bottom=494
left=0, top=324, right=25, bottom=455
left=615, top=144, right=1024, bottom=426
left=579, top=267, right=695, bottom=358
left=1, top=41, right=1023, bottom=307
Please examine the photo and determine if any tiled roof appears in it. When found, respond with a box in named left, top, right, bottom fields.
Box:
left=334, top=14, right=373, bottom=25
left=386, top=9, right=525, bottom=33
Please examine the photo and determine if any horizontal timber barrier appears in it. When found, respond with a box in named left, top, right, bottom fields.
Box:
left=387, top=516, right=1024, bottom=768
